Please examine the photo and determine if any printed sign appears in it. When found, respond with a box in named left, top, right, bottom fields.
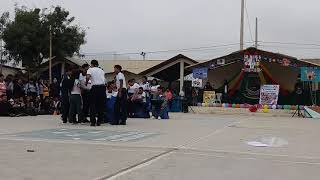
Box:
left=243, top=54, right=261, bottom=72
left=193, top=68, right=208, bottom=79
left=192, top=78, right=203, bottom=88
left=259, top=85, right=280, bottom=105
left=203, top=91, right=216, bottom=104
left=301, top=67, right=320, bottom=82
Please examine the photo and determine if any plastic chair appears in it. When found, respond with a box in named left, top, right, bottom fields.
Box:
left=215, top=93, right=222, bottom=104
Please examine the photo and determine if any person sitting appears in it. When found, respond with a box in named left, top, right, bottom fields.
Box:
left=105, top=81, right=117, bottom=123
left=154, top=87, right=169, bottom=120
left=131, top=87, right=150, bottom=118
left=40, top=97, right=53, bottom=115
left=52, top=97, right=61, bottom=115
left=0, top=95, right=13, bottom=116
left=204, top=81, right=214, bottom=91
left=24, top=96, right=38, bottom=116
left=11, top=97, right=27, bottom=117
left=34, top=96, right=42, bottom=113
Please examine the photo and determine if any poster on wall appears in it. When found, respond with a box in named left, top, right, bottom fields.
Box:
left=259, top=85, right=280, bottom=105
left=300, top=67, right=320, bottom=82
left=243, top=54, right=261, bottom=72
left=203, top=91, right=215, bottom=104
left=193, top=68, right=208, bottom=79
left=192, top=78, right=203, bottom=88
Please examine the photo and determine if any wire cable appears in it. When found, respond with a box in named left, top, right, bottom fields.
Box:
left=244, top=1, right=254, bottom=43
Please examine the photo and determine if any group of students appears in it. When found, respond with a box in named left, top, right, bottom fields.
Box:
left=0, top=73, right=62, bottom=117
left=58, top=60, right=170, bottom=127
left=0, top=60, right=171, bottom=124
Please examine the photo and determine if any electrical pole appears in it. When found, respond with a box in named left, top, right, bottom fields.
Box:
left=255, top=17, right=258, bottom=48
left=0, top=24, right=3, bottom=74
left=240, top=0, right=245, bottom=50
left=49, top=25, right=52, bottom=84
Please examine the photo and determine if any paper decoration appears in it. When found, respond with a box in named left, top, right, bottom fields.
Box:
left=259, top=85, right=280, bottom=105
left=243, top=53, right=261, bottom=72
left=203, top=91, right=215, bottom=104
left=301, top=67, right=320, bottom=82
left=192, top=78, right=203, bottom=88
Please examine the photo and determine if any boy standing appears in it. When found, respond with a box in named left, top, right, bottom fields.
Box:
left=113, top=65, right=127, bottom=125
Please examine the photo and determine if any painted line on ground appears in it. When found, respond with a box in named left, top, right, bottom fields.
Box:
left=96, top=148, right=177, bottom=180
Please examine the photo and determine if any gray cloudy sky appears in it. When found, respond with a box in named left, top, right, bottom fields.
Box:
left=1, top=0, right=320, bottom=60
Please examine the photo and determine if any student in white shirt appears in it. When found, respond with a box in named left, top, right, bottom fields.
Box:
left=113, top=65, right=127, bottom=125
left=86, top=60, right=106, bottom=126
left=69, top=70, right=83, bottom=124
left=79, top=64, right=91, bottom=121
left=150, top=79, right=160, bottom=99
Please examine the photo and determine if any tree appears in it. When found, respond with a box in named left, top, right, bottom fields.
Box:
left=0, top=11, right=10, bottom=73
left=2, top=6, right=86, bottom=70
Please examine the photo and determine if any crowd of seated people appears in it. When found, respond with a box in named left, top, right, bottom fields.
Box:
left=0, top=70, right=171, bottom=122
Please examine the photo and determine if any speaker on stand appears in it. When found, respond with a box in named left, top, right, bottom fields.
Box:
left=292, top=87, right=304, bottom=118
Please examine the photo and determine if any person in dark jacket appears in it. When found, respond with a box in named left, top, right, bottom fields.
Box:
left=13, top=79, right=25, bottom=98
left=60, top=68, right=73, bottom=123
left=50, top=78, right=60, bottom=98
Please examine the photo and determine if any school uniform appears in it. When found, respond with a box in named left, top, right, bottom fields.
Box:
left=113, top=72, right=127, bottom=125
left=61, top=74, right=72, bottom=123
left=87, top=67, right=106, bottom=126
left=69, top=79, right=83, bottom=123
left=79, top=73, right=91, bottom=119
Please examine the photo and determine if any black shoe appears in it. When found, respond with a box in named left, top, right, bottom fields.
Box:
left=90, top=123, right=96, bottom=126
left=120, top=122, right=126, bottom=125
left=96, top=123, right=101, bottom=126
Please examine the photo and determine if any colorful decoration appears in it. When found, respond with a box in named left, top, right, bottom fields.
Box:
left=301, top=67, right=320, bottom=82
left=249, top=105, right=258, bottom=112
left=243, top=52, right=261, bottom=72
left=262, top=108, right=270, bottom=113
left=272, top=105, right=277, bottom=109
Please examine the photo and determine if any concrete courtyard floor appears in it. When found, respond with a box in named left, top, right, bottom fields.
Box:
left=0, top=113, right=319, bottom=180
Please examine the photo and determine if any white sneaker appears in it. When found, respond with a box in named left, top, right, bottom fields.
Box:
left=158, top=117, right=161, bottom=120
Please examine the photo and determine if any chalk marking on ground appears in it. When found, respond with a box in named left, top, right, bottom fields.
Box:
left=177, top=120, right=243, bottom=149
left=95, top=148, right=177, bottom=180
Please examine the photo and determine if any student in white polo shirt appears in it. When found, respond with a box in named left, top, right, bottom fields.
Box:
left=86, top=60, right=106, bottom=126
left=112, top=65, right=127, bottom=125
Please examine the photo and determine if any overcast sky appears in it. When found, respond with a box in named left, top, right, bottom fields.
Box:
left=1, top=0, right=320, bottom=60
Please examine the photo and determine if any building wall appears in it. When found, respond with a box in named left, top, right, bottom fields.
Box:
left=105, top=71, right=143, bottom=83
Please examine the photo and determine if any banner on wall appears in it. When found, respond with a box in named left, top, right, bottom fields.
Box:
left=203, top=91, right=215, bottom=104
left=259, top=85, right=280, bottom=105
left=243, top=54, right=261, bottom=72
left=301, top=67, right=320, bottom=82
left=192, top=78, right=203, bottom=88
left=193, top=68, right=208, bottom=79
